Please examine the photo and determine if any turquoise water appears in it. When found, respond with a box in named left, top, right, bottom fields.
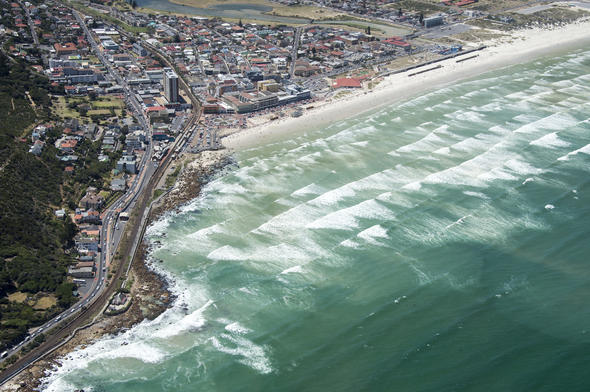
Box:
left=43, top=48, right=590, bottom=391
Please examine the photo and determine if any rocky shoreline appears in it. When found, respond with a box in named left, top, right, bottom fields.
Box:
left=2, top=247, right=171, bottom=392
left=1, top=150, right=233, bottom=392
left=151, top=150, right=234, bottom=219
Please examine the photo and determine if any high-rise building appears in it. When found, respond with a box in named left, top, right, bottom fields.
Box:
left=163, top=67, right=179, bottom=103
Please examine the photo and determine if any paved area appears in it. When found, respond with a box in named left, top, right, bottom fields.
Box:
left=516, top=4, right=553, bottom=14
left=422, top=23, right=474, bottom=39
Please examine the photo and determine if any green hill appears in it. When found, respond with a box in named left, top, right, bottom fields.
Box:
left=0, top=53, right=76, bottom=351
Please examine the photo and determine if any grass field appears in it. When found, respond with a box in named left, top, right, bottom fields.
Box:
left=54, top=96, right=82, bottom=120
left=93, top=97, right=125, bottom=109
left=54, top=96, right=124, bottom=120
left=88, top=109, right=120, bottom=116
left=7, top=292, right=28, bottom=303
left=32, top=295, right=57, bottom=310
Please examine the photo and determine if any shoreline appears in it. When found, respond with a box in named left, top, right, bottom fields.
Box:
left=3, top=18, right=590, bottom=392
left=1, top=247, right=172, bottom=392
left=223, top=19, right=590, bottom=151
left=0, top=153, right=230, bottom=392
left=150, top=150, right=233, bottom=219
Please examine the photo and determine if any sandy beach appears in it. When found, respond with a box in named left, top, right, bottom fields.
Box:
left=3, top=16, right=590, bottom=392
left=223, top=19, right=590, bottom=151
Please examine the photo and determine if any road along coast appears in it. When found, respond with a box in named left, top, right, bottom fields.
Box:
left=3, top=18, right=590, bottom=392
left=0, top=153, right=231, bottom=392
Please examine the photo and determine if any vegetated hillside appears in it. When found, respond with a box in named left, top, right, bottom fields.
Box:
left=0, top=53, right=76, bottom=351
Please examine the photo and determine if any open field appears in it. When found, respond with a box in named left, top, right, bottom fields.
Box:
left=54, top=96, right=82, bottom=120
left=7, top=292, right=28, bottom=304
left=264, top=4, right=343, bottom=20
left=88, top=109, right=121, bottom=116
left=54, top=96, right=124, bottom=120
left=92, top=97, right=125, bottom=109
left=387, top=0, right=446, bottom=14
left=32, top=296, right=57, bottom=310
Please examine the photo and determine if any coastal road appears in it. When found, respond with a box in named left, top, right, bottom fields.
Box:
left=0, top=8, right=156, bottom=383
left=0, top=4, right=203, bottom=383
left=0, top=128, right=156, bottom=387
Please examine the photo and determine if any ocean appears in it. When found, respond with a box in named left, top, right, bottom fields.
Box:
left=42, top=48, right=590, bottom=391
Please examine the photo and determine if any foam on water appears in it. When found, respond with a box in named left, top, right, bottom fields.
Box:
left=339, top=238, right=361, bottom=249
left=395, top=131, right=447, bottom=153
left=308, top=184, right=357, bottom=206
left=153, top=300, right=213, bottom=339
left=209, top=241, right=326, bottom=266
left=434, top=146, right=451, bottom=155
left=557, top=143, right=590, bottom=161
left=357, top=224, right=389, bottom=245
left=529, top=132, right=571, bottom=148
left=307, top=199, right=395, bottom=230
left=514, top=112, right=578, bottom=134
left=463, top=191, right=490, bottom=200
left=209, top=334, right=272, bottom=374
left=253, top=203, right=317, bottom=234
left=280, top=265, right=304, bottom=275
left=188, top=224, right=225, bottom=241
left=451, top=136, right=491, bottom=153
left=351, top=140, right=369, bottom=147
left=224, top=321, right=252, bottom=335
left=291, top=183, right=325, bottom=197
left=42, top=46, right=590, bottom=392
left=402, top=181, right=422, bottom=191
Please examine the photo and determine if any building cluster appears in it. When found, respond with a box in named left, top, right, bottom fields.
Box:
left=5, top=0, right=432, bottom=141
left=132, top=14, right=421, bottom=117
left=66, top=187, right=104, bottom=279
left=5, top=0, right=478, bottom=285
